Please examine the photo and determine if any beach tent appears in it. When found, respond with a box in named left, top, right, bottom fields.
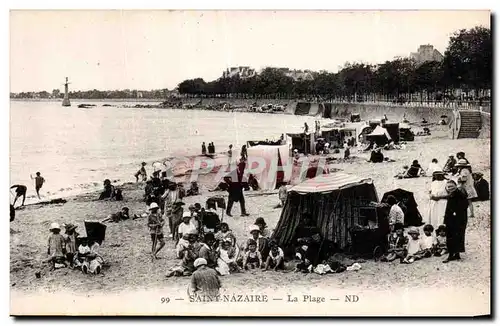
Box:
left=399, top=123, right=415, bottom=141
left=246, top=144, right=291, bottom=191
left=381, top=189, right=423, bottom=227
left=366, top=125, right=392, bottom=146
left=369, top=120, right=382, bottom=129
left=287, top=132, right=315, bottom=155
left=272, top=173, right=379, bottom=251
left=382, top=123, right=400, bottom=143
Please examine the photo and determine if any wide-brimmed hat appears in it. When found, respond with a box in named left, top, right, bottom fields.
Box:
left=49, top=222, right=60, bottom=231
left=149, top=202, right=159, bottom=210
left=63, top=223, right=78, bottom=231
left=254, top=217, right=266, bottom=227
left=182, top=212, right=192, bottom=219
left=193, top=258, right=207, bottom=268
left=249, top=225, right=260, bottom=233
left=407, top=227, right=420, bottom=235
left=455, top=159, right=470, bottom=167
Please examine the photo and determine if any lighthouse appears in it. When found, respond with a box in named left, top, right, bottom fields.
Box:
left=62, top=77, right=71, bottom=107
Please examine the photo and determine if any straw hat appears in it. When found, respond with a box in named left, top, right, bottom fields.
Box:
left=149, top=202, right=159, bottom=210
left=49, top=222, right=60, bottom=231
left=455, top=159, right=470, bottom=167
left=194, top=258, right=207, bottom=268
left=182, top=212, right=192, bottom=219
left=407, top=226, right=420, bottom=235
left=249, top=225, right=260, bottom=233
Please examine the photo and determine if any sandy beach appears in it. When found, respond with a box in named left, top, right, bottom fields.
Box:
left=9, top=121, right=491, bottom=315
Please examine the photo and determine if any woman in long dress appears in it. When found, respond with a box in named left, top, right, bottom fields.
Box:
left=443, top=180, right=469, bottom=263
left=427, top=171, right=448, bottom=227
left=454, top=159, right=477, bottom=218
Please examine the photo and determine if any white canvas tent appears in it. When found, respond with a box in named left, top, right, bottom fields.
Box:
left=369, top=125, right=392, bottom=138
left=246, top=145, right=291, bottom=191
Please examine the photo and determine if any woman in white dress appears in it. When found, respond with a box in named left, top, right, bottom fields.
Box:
left=427, top=171, right=448, bottom=227
left=454, top=159, right=477, bottom=218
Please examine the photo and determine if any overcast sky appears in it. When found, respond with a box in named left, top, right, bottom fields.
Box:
left=10, top=10, right=490, bottom=92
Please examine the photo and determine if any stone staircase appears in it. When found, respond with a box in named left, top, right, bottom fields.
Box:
left=457, top=110, right=482, bottom=138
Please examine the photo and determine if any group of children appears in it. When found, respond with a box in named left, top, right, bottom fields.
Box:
left=47, top=222, right=104, bottom=274
left=381, top=223, right=447, bottom=264
left=166, top=214, right=286, bottom=277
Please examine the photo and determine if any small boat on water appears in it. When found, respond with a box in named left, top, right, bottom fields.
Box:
left=78, top=104, right=96, bottom=109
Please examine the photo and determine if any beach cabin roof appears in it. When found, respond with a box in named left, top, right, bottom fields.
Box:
left=289, top=172, right=373, bottom=194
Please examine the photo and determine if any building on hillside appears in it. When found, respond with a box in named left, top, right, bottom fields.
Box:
left=410, top=45, right=444, bottom=65
left=273, top=68, right=314, bottom=81
left=222, top=66, right=257, bottom=79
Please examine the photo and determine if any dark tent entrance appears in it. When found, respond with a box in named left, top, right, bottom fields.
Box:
left=323, top=103, right=333, bottom=118
left=294, top=102, right=312, bottom=115
left=272, top=173, right=380, bottom=256
left=382, top=123, right=400, bottom=143
left=381, top=188, right=423, bottom=227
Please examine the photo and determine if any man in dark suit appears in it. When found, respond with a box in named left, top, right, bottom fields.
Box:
left=225, top=176, right=249, bottom=217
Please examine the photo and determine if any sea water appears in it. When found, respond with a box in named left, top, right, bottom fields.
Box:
left=10, top=100, right=320, bottom=204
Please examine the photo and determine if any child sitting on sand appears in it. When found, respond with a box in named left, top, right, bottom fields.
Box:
left=294, top=241, right=314, bottom=273
left=402, top=227, right=431, bottom=264
left=177, top=212, right=197, bottom=242
left=74, top=238, right=91, bottom=270
left=434, top=225, right=448, bottom=257
left=167, top=233, right=202, bottom=277
left=420, top=224, right=435, bottom=255
left=215, top=222, right=237, bottom=247
left=216, top=239, right=241, bottom=275
left=47, top=223, right=67, bottom=270
left=82, top=239, right=105, bottom=275
left=243, top=239, right=262, bottom=270
left=381, top=223, right=407, bottom=262
left=263, top=241, right=285, bottom=271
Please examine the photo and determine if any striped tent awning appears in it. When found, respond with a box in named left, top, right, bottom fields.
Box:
left=289, top=173, right=372, bottom=194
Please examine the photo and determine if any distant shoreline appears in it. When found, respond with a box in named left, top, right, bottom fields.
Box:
left=10, top=98, right=163, bottom=102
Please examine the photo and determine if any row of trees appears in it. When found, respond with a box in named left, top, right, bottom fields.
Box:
left=10, top=26, right=490, bottom=101
left=10, top=89, right=173, bottom=100
left=177, top=26, right=491, bottom=101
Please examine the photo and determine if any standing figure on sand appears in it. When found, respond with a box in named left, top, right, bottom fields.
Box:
left=147, top=202, right=166, bottom=259
left=208, top=142, right=215, bottom=155
left=225, top=176, right=249, bottom=217
left=31, top=172, right=45, bottom=199
left=201, top=142, right=207, bottom=155
left=227, top=144, right=233, bottom=166
left=134, top=162, right=148, bottom=182
left=10, top=184, right=27, bottom=207
left=427, top=171, right=448, bottom=228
